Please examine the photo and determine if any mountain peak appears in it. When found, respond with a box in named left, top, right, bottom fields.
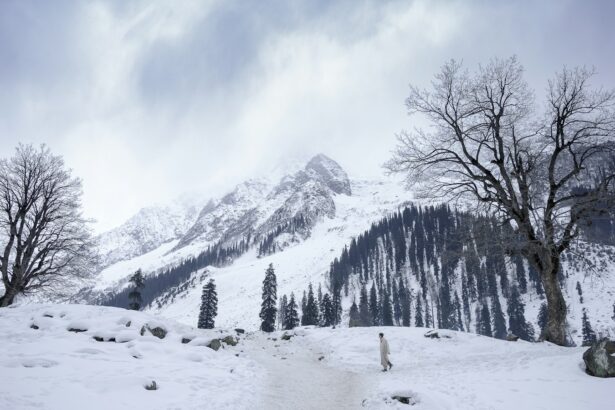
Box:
left=305, top=154, right=352, bottom=195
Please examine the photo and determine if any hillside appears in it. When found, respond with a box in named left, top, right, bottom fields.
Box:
left=81, top=155, right=615, bottom=346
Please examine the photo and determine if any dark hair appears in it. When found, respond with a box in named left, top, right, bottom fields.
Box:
left=379, top=333, right=384, bottom=337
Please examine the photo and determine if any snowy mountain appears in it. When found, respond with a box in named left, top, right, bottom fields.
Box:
left=86, top=154, right=402, bottom=295
left=83, top=154, right=615, bottom=347
left=95, top=196, right=203, bottom=270
left=1, top=304, right=611, bottom=410
left=172, top=153, right=353, bottom=253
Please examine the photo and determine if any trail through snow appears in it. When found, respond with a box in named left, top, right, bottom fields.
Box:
left=242, top=331, right=370, bottom=409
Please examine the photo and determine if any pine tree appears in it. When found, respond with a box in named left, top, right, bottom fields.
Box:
left=348, top=298, right=361, bottom=327
left=414, top=294, right=424, bottom=327
left=612, top=301, right=615, bottom=321
left=332, top=288, right=342, bottom=326
left=259, top=263, right=277, bottom=332
left=197, top=279, right=218, bottom=329
left=490, top=295, right=507, bottom=339
left=453, top=292, right=464, bottom=331
left=392, top=280, right=402, bottom=325
left=359, top=284, right=371, bottom=326
left=369, top=282, right=380, bottom=326
left=278, top=295, right=288, bottom=330
left=576, top=281, right=584, bottom=304
left=399, top=281, right=411, bottom=327
left=301, top=291, right=307, bottom=314
left=381, top=289, right=394, bottom=326
left=424, top=296, right=433, bottom=328
left=476, top=301, right=492, bottom=337
left=321, top=293, right=334, bottom=326
left=537, top=302, right=548, bottom=338
left=507, top=286, right=534, bottom=341
left=302, top=284, right=320, bottom=326
left=128, top=269, right=145, bottom=310
left=461, top=276, right=471, bottom=329
left=283, top=293, right=300, bottom=330
left=581, top=308, right=597, bottom=346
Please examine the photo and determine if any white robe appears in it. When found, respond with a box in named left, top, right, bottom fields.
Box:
left=380, top=337, right=390, bottom=367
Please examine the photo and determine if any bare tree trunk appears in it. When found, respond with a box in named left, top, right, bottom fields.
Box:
left=537, top=254, right=568, bottom=346
left=0, top=287, right=18, bottom=307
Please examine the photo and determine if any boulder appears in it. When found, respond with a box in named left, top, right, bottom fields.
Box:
left=583, top=339, right=615, bottom=378
left=68, top=327, right=87, bottom=333
left=207, top=339, right=222, bottom=351
left=506, top=334, right=519, bottom=342
left=181, top=337, right=193, bottom=344
left=222, top=335, right=238, bottom=346
left=424, top=330, right=439, bottom=339
left=30, top=324, right=39, bottom=330
left=140, top=324, right=167, bottom=339
left=281, top=333, right=293, bottom=341
left=234, top=328, right=245, bottom=334
left=391, top=393, right=418, bottom=406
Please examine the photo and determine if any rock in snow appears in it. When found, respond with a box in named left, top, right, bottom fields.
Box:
left=583, top=338, right=615, bottom=378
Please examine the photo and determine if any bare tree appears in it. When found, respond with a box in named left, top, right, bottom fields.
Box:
left=386, top=57, right=615, bottom=346
left=0, top=144, right=95, bottom=306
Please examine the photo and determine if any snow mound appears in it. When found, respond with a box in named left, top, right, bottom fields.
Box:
left=0, top=304, right=260, bottom=410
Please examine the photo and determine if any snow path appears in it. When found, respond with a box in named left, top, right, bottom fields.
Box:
left=241, top=331, right=370, bottom=409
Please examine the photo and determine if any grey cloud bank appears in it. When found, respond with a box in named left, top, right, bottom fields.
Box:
left=0, top=0, right=613, bottom=232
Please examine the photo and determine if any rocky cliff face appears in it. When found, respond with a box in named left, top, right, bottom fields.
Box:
left=95, top=198, right=202, bottom=270
left=171, top=154, right=352, bottom=251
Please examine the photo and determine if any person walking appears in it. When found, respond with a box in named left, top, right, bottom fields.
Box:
left=379, top=333, right=393, bottom=372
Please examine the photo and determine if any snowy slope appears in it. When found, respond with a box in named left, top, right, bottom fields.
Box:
left=88, top=155, right=409, bottom=299
left=152, top=177, right=409, bottom=328
left=1, top=304, right=612, bottom=410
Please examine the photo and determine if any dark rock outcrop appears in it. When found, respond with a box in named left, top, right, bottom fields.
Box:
left=583, top=339, right=615, bottom=378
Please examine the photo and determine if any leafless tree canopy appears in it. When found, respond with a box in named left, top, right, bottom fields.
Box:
left=386, top=57, right=615, bottom=345
left=0, top=144, right=95, bottom=306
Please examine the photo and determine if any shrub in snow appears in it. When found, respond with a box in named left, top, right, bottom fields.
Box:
left=144, top=381, right=158, bottom=391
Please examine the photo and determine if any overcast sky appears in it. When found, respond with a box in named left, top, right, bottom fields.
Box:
left=1, top=0, right=614, bottom=233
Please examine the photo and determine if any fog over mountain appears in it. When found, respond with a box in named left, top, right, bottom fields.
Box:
left=1, top=0, right=614, bottom=232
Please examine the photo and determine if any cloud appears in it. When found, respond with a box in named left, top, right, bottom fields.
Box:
left=0, top=0, right=613, bottom=232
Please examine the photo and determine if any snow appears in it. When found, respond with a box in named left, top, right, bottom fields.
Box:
left=245, top=326, right=614, bottom=410
left=0, top=304, right=260, bottom=410
left=1, top=304, right=613, bottom=409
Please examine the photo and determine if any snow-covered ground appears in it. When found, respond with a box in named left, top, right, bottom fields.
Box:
left=2, top=304, right=613, bottom=410
left=0, top=304, right=260, bottom=410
